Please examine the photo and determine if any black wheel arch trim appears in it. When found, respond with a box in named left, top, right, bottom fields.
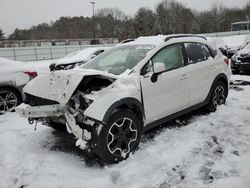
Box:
left=207, top=73, right=229, bottom=99
left=102, top=97, right=145, bottom=125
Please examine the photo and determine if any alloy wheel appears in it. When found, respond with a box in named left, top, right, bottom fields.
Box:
left=0, top=91, right=18, bottom=113
left=107, top=118, right=138, bottom=158
left=213, top=85, right=225, bottom=108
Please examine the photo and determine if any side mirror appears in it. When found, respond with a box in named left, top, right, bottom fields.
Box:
left=153, top=62, right=166, bottom=74
left=151, top=62, right=166, bottom=83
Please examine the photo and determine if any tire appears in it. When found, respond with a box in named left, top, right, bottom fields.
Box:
left=206, top=81, right=227, bottom=112
left=0, top=87, right=22, bottom=114
left=92, top=109, right=142, bottom=164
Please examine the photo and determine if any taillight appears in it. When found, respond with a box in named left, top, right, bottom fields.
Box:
left=224, top=58, right=229, bottom=65
left=24, top=71, right=38, bottom=78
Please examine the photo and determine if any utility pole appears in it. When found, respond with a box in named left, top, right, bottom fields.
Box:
left=90, top=1, right=96, bottom=42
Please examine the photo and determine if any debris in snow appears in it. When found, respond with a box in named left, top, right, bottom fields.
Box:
left=76, top=138, right=87, bottom=150
left=211, top=135, right=219, bottom=144
left=34, top=121, right=38, bottom=131
left=83, top=130, right=91, bottom=141
left=231, top=150, right=240, bottom=156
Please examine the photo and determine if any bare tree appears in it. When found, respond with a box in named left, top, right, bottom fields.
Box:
left=0, top=27, right=4, bottom=40
left=134, top=8, right=156, bottom=37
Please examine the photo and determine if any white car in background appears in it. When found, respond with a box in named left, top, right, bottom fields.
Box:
left=0, top=57, right=37, bottom=113
left=17, top=35, right=231, bottom=163
left=222, top=35, right=250, bottom=58
left=49, top=47, right=110, bottom=71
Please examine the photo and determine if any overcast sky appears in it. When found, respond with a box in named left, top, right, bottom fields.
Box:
left=0, top=0, right=249, bottom=35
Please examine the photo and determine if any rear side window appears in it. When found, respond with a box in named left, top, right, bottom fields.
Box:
left=184, top=43, right=212, bottom=64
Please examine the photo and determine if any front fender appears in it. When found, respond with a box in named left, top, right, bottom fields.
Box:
left=83, top=75, right=142, bottom=123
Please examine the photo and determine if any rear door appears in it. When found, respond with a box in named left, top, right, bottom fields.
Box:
left=184, top=43, right=216, bottom=105
left=140, top=43, right=190, bottom=124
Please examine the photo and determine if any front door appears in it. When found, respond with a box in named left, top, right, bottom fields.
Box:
left=140, top=44, right=190, bottom=124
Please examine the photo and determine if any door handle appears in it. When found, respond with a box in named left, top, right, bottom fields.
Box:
left=180, top=74, right=188, bottom=80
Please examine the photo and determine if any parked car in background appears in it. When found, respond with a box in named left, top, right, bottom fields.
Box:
left=49, top=47, right=110, bottom=71
left=231, top=43, right=250, bottom=74
left=222, top=35, right=250, bottom=58
left=0, top=57, right=37, bottom=114
left=16, top=34, right=231, bottom=163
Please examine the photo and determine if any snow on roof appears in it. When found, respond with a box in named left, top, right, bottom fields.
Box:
left=131, top=35, right=167, bottom=46
left=222, top=35, right=250, bottom=48
left=123, top=34, right=208, bottom=46
left=237, top=43, right=250, bottom=55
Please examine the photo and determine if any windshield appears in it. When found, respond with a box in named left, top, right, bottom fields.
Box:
left=81, top=45, right=154, bottom=75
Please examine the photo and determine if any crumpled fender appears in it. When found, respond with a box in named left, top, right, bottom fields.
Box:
left=83, top=73, right=142, bottom=122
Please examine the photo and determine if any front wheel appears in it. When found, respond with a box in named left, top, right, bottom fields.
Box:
left=93, top=109, right=142, bottom=164
left=206, top=81, right=227, bottom=112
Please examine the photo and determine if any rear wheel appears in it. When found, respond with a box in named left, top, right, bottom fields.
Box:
left=93, top=109, right=142, bottom=164
left=0, top=88, right=22, bottom=114
left=206, top=81, right=227, bottom=112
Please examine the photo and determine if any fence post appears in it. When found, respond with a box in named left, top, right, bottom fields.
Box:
left=50, top=47, right=53, bottom=60
left=34, top=47, right=38, bottom=61
left=65, top=46, right=68, bottom=56
left=13, top=48, right=16, bottom=61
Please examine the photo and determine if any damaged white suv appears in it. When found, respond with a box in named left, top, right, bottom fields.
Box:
left=16, top=35, right=231, bottom=163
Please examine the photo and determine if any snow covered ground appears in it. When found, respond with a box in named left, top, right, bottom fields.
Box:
left=0, top=75, right=250, bottom=188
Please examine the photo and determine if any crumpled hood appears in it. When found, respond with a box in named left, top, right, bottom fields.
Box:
left=23, top=68, right=117, bottom=106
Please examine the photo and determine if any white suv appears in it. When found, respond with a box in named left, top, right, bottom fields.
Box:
left=16, top=35, right=231, bottom=163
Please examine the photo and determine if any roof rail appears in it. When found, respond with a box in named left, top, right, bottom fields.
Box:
left=164, top=34, right=207, bottom=42
left=120, top=39, right=135, bottom=44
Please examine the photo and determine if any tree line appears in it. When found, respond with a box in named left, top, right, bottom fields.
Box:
left=1, top=0, right=250, bottom=41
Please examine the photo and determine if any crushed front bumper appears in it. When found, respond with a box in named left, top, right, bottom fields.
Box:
left=16, top=103, right=64, bottom=118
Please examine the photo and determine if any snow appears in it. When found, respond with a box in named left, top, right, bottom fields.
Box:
left=222, top=35, right=250, bottom=48
left=0, top=75, right=250, bottom=188
left=236, top=43, right=250, bottom=55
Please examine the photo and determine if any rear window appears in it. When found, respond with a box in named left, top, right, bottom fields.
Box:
left=184, top=43, right=212, bottom=64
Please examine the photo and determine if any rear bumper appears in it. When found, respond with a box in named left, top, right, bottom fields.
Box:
left=16, top=103, right=63, bottom=118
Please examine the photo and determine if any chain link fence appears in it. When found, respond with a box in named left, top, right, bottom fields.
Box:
left=0, top=44, right=114, bottom=61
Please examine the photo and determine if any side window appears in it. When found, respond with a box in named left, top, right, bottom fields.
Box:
left=152, top=44, right=184, bottom=72
left=184, top=43, right=212, bottom=64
